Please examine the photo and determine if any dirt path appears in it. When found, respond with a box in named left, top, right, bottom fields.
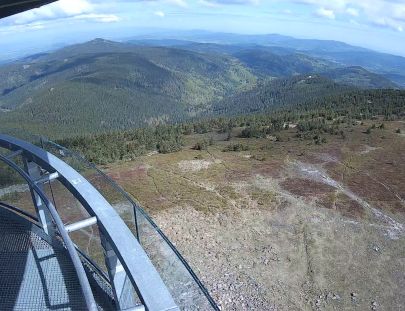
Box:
left=110, top=127, right=405, bottom=310
left=289, top=160, right=404, bottom=239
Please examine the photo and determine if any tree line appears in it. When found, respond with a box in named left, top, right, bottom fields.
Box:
left=56, top=88, right=405, bottom=164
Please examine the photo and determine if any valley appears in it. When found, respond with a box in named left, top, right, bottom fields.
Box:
left=0, top=31, right=404, bottom=311
left=0, top=37, right=403, bottom=138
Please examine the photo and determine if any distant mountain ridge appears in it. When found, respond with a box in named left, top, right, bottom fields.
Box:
left=131, top=31, right=368, bottom=53
left=128, top=39, right=398, bottom=89
left=0, top=39, right=257, bottom=135
left=128, top=31, right=405, bottom=87
left=0, top=38, right=401, bottom=137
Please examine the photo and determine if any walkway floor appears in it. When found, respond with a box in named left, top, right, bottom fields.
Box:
left=0, top=206, right=111, bottom=310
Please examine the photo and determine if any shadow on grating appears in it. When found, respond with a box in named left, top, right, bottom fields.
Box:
left=0, top=206, right=115, bottom=311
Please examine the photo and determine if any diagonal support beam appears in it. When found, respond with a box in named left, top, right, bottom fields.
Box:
left=23, top=159, right=55, bottom=239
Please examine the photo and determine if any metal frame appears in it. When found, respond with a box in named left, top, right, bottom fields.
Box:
left=0, top=151, right=98, bottom=311
left=45, top=139, right=220, bottom=311
left=0, top=134, right=179, bottom=311
left=0, top=0, right=58, bottom=19
left=23, top=158, right=56, bottom=238
left=0, top=200, right=111, bottom=284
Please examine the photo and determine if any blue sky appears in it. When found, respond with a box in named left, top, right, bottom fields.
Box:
left=1, top=0, right=405, bottom=60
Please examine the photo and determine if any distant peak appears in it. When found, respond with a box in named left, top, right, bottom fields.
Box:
left=90, top=38, right=115, bottom=44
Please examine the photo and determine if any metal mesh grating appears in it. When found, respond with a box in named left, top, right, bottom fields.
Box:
left=0, top=207, right=114, bottom=310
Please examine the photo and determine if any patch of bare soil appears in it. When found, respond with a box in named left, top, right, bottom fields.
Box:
left=114, top=126, right=405, bottom=311
left=107, top=164, right=150, bottom=181
left=281, top=178, right=335, bottom=197
left=358, top=145, right=380, bottom=154
left=145, top=153, right=405, bottom=310
left=178, top=160, right=214, bottom=172
left=154, top=173, right=405, bottom=310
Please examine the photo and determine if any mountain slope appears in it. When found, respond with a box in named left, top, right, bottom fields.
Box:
left=0, top=39, right=257, bottom=137
left=211, top=75, right=404, bottom=118
left=232, top=49, right=335, bottom=78
left=134, top=31, right=367, bottom=53
left=233, top=51, right=396, bottom=89
left=321, top=66, right=397, bottom=89
left=0, top=39, right=256, bottom=109
left=211, top=75, right=355, bottom=115
left=0, top=38, right=400, bottom=138
left=305, top=50, right=405, bottom=87
left=127, top=40, right=398, bottom=89
left=130, top=31, right=405, bottom=87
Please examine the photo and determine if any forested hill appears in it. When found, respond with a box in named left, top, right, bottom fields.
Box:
left=211, top=75, right=404, bottom=118
left=128, top=31, right=405, bottom=87
left=0, top=39, right=257, bottom=135
left=0, top=39, right=401, bottom=138
left=231, top=50, right=397, bottom=89
left=55, top=87, right=405, bottom=164
left=0, top=38, right=256, bottom=111
left=211, top=75, right=355, bottom=115
left=130, top=40, right=398, bottom=89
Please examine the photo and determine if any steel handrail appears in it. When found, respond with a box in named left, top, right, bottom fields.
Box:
left=0, top=134, right=179, bottom=311
left=44, top=138, right=221, bottom=311
left=0, top=200, right=38, bottom=221
left=41, top=138, right=141, bottom=240
left=0, top=153, right=98, bottom=311
left=0, top=201, right=112, bottom=287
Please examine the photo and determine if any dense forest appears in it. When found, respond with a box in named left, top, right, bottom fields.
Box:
left=0, top=39, right=402, bottom=139
left=0, top=40, right=256, bottom=136
left=56, top=88, right=405, bottom=164
left=211, top=75, right=404, bottom=117
left=0, top=39, right=404, bottom=165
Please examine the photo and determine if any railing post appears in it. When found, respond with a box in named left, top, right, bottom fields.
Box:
left=1, top=135, right=181, bottom=311
left=23, top=158, right=56, bottom=239
left=101, top=233, right=138, bottom=310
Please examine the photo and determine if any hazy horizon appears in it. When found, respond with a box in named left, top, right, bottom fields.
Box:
left=1, top=0, right=405, bottom=62
left=2, top=27, right=405, bottom=64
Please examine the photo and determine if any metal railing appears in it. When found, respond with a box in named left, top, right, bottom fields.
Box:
left=0, top=151, right=98, bottom=311
left=0, top=132, right=220, bottom=310
left=42, top=138, right=220, bottom=311
left=0, top=134, right=179, bottom=311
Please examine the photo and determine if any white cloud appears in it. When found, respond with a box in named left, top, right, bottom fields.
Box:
left=13, top=0, right=94, bottom=24
left=29, top=24, right=46, bottom=30
left=58, top=0, right=93, bottom=15
left=154, top=10, right=166, bottom=17
left=201, top=0, right=260, bottom=5
left=5, top=0, right=123, bottom=27
left=346, top=7, right=358, bottom=17
left=0, top=22, right=47, bottom=35
left=3, top=0, right=405, bottom=35
left=293, top=0, right=405, bottom=32
left=374, top=17, right=403, bottom=32
left=74, top=13, right=121, bottom=23
left=166, top=0, right=188, bottom=7
left=198, top=0, right=221, bottom=7
left=315, top=7, right=335, bottom=19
